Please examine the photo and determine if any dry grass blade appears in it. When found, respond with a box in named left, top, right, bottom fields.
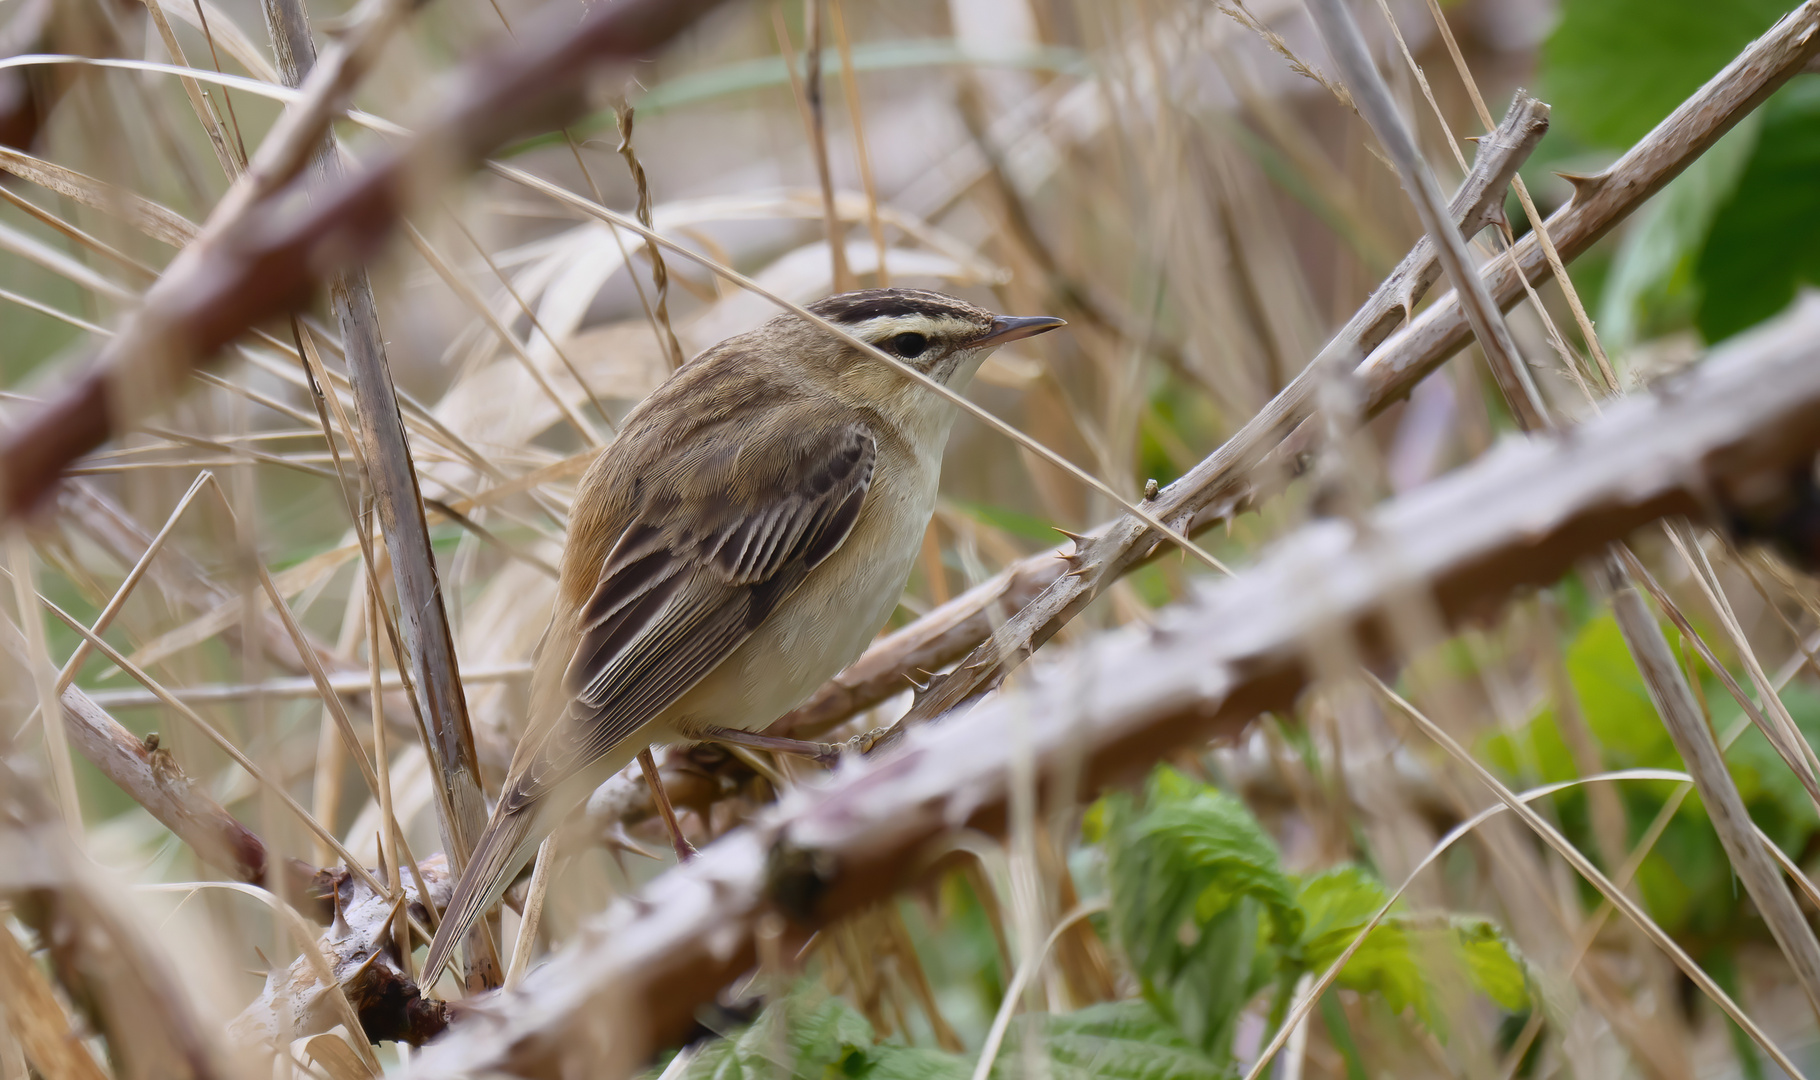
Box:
left=6, top=535, right=81, bottom=832
left=1621, top=547, right=1820, bottom=811
left=404, top=223, right=603, bottom=448
left=609, top=106, right=685, bottom=370
left=969, top=901, right=1106, bottom=1080
left=1664, top=522, right=1820, bottom=787
left=0, top=147, right=198, bottom=248
left=504, top=835, right=556, bottom=989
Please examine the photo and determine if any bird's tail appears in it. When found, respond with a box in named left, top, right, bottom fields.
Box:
left=421, top=804, right=538, bottom=991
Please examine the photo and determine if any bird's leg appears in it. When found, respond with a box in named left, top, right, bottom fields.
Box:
left=693, top=725, right=887, bottom=765
left=637, top=747, right=697, bottom=862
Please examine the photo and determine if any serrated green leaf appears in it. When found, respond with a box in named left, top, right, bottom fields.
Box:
left=1452, top=920, right=1530, bottom=1012
left=999, top=1002, right=1230, bottom=1080
left=839, top=1045, right=973, bottom=1080
left=667, top=992, right=875, bottom=1080
left=1295, top=868, right=1431, bottom=1026
left=1293, top=868, right=1531, bottom=1031
left=1095, top=770, right=1299, bottom=1060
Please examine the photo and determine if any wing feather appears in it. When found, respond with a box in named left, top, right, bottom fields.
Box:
left=502, top=422, right=877, bottom=813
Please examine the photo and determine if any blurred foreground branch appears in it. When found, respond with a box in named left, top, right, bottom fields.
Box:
left=417, top=292, right=1820, bottom=1078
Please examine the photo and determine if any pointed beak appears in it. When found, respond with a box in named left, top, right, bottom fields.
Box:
left=976, top=314, right=1067, bottom=348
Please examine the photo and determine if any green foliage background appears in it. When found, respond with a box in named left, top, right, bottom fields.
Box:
left=1544, top=0, right=1820, bottom=347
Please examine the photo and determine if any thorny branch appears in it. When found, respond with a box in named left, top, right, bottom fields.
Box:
left=417, top=296, right=1820, bottom=1078
left=0, top=0, right=730, bottom=517
left=232, top=858, right=455, bottom=1049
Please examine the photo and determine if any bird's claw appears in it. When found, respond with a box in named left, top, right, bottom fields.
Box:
left=809, top=727, right=889, bottom=766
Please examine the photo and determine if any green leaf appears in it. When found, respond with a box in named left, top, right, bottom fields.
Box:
left=667, top=992, right=875, bottom=1080
left=1566, top=615, right=1676, bottom=766
left=1542, top=0, right=1798, bottom=148
left=839, top=1045, right=973, bottom=1080
left=999, top=1001, right=1229, bottom=1080
left=636, top=40, right=1092, bottom=116
left=1452, top=919, right=1530, bottom=1013
left=1596, top=114, right=1762, bottom=350
left=1295, top=868, right=1430, bottom=1025
left=1095, top=769, right=1299, bottom=1061
left=1695, top=79, right=1820, bottom=341
left=1293, top=868, right=1532, bottom=1030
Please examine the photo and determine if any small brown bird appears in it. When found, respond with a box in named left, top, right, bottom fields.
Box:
left=421, top=288, right=1064, bottom=986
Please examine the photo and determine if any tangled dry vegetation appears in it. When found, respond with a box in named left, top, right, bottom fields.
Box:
left=7, top=0, right=1820, bottom=1077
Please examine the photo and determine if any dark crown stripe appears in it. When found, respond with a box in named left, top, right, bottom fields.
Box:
left=810, top=289, right=980, bottom=325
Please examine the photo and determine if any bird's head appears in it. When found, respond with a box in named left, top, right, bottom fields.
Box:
left=790, top=288, right=1065, bottom=398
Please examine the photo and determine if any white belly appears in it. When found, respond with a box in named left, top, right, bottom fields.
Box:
left=658, top=447, right=938, bottom=734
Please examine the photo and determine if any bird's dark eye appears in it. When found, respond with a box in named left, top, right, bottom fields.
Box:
left=890, top=332, right=929, bottom=358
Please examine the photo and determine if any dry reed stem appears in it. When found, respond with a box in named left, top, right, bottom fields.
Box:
left=1370, top=0, right=1606, bottom=403
left=1416, top=0, right=1619, bottom=393
left=1665, top=523, right=1820, bottom=787
left=1346, top=0, right=1820, bottom=1029
left=1623, top=549, right=1820, bottom=810
left=413, top=293, right=1820, bottom=1076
